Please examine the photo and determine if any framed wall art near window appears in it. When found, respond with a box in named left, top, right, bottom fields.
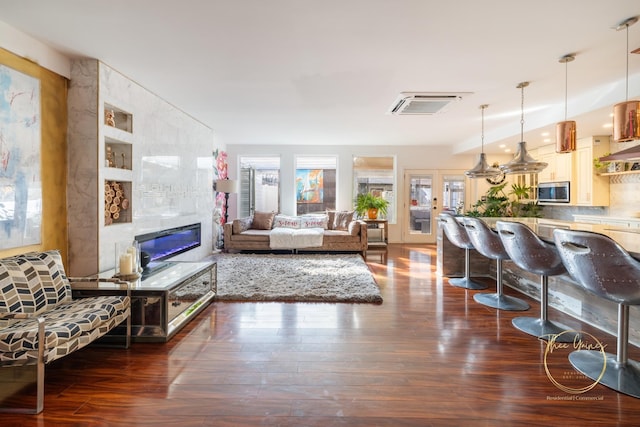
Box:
left=0, top=64, right=42, bottom=249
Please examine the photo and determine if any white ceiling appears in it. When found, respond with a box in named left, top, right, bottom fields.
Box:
left=1, top=1, right=639, bottom=155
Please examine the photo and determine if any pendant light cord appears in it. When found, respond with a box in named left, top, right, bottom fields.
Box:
left=564, top=59, right=569, bottom=121
left=520, top=84, right=525, bottom=141
left=480, top=104, right=486, bottom=152
left=626, top=22, right=629, bottom=101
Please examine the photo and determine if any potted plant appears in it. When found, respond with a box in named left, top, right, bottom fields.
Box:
left=465, top=182, right=541, bottom=218
left=593, top=154, right=610, bottom=173
left=355, top=193, right=389, bottom=219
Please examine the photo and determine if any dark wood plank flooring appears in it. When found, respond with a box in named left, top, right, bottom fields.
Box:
left=3, top=244, right=640, bottom=426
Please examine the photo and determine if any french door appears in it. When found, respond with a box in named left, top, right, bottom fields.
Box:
left=403, top=170, right=466, bottom=244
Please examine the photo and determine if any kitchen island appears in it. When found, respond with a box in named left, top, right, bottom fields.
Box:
left=437, top=216, right=640, bottom=346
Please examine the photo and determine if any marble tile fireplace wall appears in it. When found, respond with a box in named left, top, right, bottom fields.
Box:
left=67, top=59, right=215, bottom=277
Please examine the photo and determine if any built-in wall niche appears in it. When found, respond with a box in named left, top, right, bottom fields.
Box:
left=104, top=103, right=133, bottom=133
left=104, top=180, right=132, bottom=225
left=105, top=136, right=132, bottom=170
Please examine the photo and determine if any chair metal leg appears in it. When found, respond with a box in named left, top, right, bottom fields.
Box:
left=0, top=318, right=45, bottom=414
left=448, top=248, right=488, bottom=290
left=569, top=304, right=640, bottom=398
left=511, top=275, right=579, bottom=342
left=474, top=259, right=530, bottom=311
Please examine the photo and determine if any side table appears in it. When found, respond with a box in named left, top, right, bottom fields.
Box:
left=363, top=219, right=388, bottom=263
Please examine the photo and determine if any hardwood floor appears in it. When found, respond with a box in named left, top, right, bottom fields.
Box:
left=3, top=244, right=640, bottom=426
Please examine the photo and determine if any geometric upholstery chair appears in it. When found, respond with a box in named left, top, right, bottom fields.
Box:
left=438, top=213, right=487, bottom=290
left=553, top=229, right=640, bottom=398
left=496, top=221, right=578, bottom=343
left=462, top=217, right=530, bottom=311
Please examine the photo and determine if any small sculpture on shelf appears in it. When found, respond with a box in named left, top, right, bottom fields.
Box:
left=106, top=146, right=115, bottom=167
left=105, top=109, right=116, bottom=127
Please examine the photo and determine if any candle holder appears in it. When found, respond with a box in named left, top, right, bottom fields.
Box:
left=114, top=240, right=142, bottom=280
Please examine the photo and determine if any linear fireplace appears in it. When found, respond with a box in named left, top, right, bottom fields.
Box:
left=135, top=223, right=201, bottom=276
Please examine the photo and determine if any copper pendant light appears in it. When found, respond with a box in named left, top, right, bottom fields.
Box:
left=613, top=16, right=640, bottom=143
left=465, top=104, right=500, bottom=178
left=556, top=54, right=576, bottom=153
left=500, top=82, right=548, bottom=174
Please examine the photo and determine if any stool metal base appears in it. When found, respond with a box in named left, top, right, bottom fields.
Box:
left=512, top=317, right=579, bottom=342
left=570, top=350, right=640, bottom=399
left=448, top=277, right=488, bottom=290
left=474, top=293, right=530, bottom=311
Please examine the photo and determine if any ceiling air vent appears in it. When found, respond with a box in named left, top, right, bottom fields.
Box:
left=387, top=92, right=472, bottom=115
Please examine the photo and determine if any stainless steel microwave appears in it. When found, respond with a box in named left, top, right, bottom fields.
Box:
left=537, top=181, right=570, bottom=203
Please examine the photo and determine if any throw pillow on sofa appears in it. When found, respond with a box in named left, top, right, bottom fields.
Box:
left=273, top=214, right=302, bottom=229
left=332, top=211, right=354, bottom=231
left=301, top=214, right=329, bottom=229
left=252, top=211, right=276, bottom=230
left=232, top=217, right=253, bottom=234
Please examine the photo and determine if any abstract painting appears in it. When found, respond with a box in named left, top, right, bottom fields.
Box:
left=296, top=169, right=323, bottom=203
left=0, top=64, right=42, bottom=249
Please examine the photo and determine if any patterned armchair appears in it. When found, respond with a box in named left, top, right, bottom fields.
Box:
left=0, top=250, right=130, bottom=414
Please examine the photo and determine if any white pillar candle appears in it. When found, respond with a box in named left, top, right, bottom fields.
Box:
left=127, top=246, right=137, bottom=271
left=119, top=253, right=133, bottom=275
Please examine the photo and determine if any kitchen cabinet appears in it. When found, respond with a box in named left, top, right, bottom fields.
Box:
left=575, top=136, right=610, bottom=206
left=537, top=144, right=573, bottom=183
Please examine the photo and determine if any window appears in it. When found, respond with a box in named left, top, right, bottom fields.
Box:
left=239, top=156, right=280, bottom=217
left=295, top=156, right=337, bottom=215
left=353, top=156, right=395, bottom=223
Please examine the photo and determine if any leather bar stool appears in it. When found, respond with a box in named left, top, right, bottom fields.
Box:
left=496, top=221, right=578, bottom=343
left=462, top=217, right=529, bottom=311
left=438, top=213, right=487, bottom=290
left=554, top=229, right=640, bottom=398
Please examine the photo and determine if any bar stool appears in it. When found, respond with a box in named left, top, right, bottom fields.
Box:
left=496, top=221, right=578, bottom=343
left=438, top=213, right=487, bottom=290
left=554, top=229, right=640, bottom=398
left=462, top=217, right=530, bottom=311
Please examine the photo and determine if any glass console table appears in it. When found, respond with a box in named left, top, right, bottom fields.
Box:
left=72, top=261, right=216, bottom=342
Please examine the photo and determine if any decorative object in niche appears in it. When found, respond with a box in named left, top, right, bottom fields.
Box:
left=106, top=145, right=115, bottom=167
left=104, top=180, right=129, bottom=225
left=105, top=109, right=116, bottom=127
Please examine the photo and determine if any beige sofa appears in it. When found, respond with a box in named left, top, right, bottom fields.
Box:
left=223, top=211, right=368, bottom=254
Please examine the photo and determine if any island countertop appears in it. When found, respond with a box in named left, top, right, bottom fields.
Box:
left=477, top=217, right=640, bottom=259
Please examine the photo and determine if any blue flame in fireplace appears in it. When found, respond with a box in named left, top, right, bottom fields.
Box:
left=135, top=223, right=201, bottom=264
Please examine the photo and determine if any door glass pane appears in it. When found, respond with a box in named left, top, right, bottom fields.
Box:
left=441, top=174, right=465, bottom=214
left=408, top=175, right=432, bottom=234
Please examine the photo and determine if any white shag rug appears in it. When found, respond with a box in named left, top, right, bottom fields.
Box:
left=214, top=253, right=382, bottom=303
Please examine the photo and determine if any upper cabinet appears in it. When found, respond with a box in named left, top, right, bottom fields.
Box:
left=575, top=136, right=609, bottom=206
left=537, top=144, right=573, bottom=183
left=534, top=137, right=610, bottom=206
